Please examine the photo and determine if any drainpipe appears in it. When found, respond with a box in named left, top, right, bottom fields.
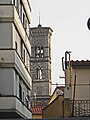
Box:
left=72, top=70, right=76, bottom=116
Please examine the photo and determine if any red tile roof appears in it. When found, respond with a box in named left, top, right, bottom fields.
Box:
left=31, top=106, right=43, bottom=115
left=31, top=100, right=48, bottom=115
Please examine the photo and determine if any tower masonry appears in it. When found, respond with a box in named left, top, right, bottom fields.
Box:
left=30, top=25, right=53, bottom=101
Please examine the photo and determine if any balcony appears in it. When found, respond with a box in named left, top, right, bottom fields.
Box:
left=0, top=49, right=32, bottom=89
left=71, top=100, right=90, bottom=117
left=0, top=96, right=32, bottom=118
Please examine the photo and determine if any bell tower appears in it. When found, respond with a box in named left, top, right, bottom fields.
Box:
left=30, top=24, right=53, bottom=102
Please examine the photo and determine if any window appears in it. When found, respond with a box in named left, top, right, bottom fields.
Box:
left=21, top=40, right=25, bottom=62
left=26, top=52, right=30, bottom=71
left=15, top=0, right=18, bottom=8
left=27, top=22, right=29, bottom=36
left=25, top=19, right=27, bottom=32
left=19, top=0, right=22, bottom=20
left=23, top=13, right=25, bottom=28
left=36, top=66, right=42, bottom=79
left=22, top=13, right=27, bottom=32
left=19, top=83, right=22, bottom=100
left=15, top=41, right=17, bottom=51
left=35, top=46, right=40, bottom=57
left=21, top=39, right=23, bottom=58
left=35, top=46, right=44, bottom=57
left=13, top=0, right=15, bottom=4
left=16, top=0, right=20, bottom=13
left=23, top=91, right=25, bottom=103
left=23, top=49, right=25, bottom=62
left=41, top=46, right=44, bottom=57
left=37, top=46, right=40, bottom=57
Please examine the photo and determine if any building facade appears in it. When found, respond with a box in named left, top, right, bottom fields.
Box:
left=64, top=60, right=90, bottom=116
left=30, top=24, right=53, bottom=118
left=0, top=0, right=32, bottom=118
left=65, top=60, right=90, bottom=100
left=48, top=86, right=64, bottom=104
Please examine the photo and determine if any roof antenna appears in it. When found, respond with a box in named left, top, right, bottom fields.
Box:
left=38, top=10, right=42, bottom=27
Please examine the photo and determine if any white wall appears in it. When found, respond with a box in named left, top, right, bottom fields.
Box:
left=12, top=24, right=21, bottom=55
left=0, top=97, right=32, bottom=118
left=72, top=69, right=90, bottom=100
left=0, top=23, right=12, bottom=48
left=0, top=0, right=12, bottom=4
left=0, top=68, right=14, bottom=95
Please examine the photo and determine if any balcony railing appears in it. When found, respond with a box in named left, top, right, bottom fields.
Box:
left=71, top=100, right=90, bottom=117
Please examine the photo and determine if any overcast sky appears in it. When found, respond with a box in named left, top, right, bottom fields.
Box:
left=30, top=0, right=90, bottom=91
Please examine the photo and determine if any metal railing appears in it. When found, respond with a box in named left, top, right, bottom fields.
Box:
left=71, top=100, right=90, bottom=117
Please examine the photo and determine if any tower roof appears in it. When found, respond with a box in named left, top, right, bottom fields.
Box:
left=38, top=24, right=42, bottom=27
left=31, top=26, right=53, bottom=35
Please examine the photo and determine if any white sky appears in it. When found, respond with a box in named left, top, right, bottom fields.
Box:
left=30, top=0, right=90, bottom=91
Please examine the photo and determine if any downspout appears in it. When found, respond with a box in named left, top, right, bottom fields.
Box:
left=72, top=70, right=76, bottom=116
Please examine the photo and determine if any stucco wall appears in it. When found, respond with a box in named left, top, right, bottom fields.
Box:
left=0, top=0, right=12, bottom=4
left=0, top=68, right=14, bottom=95
left=0, top=23, right=12, bottom=48
left=42, top=96, right=70, bottom=118
left=72, top=69, right=90, bottom=100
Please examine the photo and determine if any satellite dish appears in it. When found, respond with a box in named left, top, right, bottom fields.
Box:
left=87, top=18, right=90, bottom=30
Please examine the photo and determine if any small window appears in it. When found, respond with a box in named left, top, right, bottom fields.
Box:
left=41, top=46, right=44, bottom=57
left=21, top=46, right=25, bottom=63
left=19, top=0, right=22, bottom=20
left=23, top=92, right=25, bottom=103
left=37, top=46, right=40, bottom=57
left=36, top=66, right=42, bottom=79
left=19, top=83, right=22, bottom=100
left=17, top=0, right=20, bottom=13
left=35, top=46, right=40, bottom=57
left=35, top=46, right=44, bottom=57
left=15, top=0, right=18, bottom=8
left=15, top=41, right=17, bottom=51
left=21, top=40, right=23, bottom=58
left=23, top=13, right=25, bottom=28
left=23, top=49, right=25, bottom=62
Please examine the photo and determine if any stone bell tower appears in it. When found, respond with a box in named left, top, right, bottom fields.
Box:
left=30, top=24, right=53, bottom=103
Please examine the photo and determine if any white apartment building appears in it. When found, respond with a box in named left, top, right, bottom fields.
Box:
left=0, top=0, right=32, bottom=118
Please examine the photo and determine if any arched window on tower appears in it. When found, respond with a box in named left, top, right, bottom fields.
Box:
left=41, top=46, right=44, bottom=57
left=35, top=46, right=40, bottom=57
left=35, top=46, right=44, bottom=58
left=36, top=66, right=42, bottom=79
